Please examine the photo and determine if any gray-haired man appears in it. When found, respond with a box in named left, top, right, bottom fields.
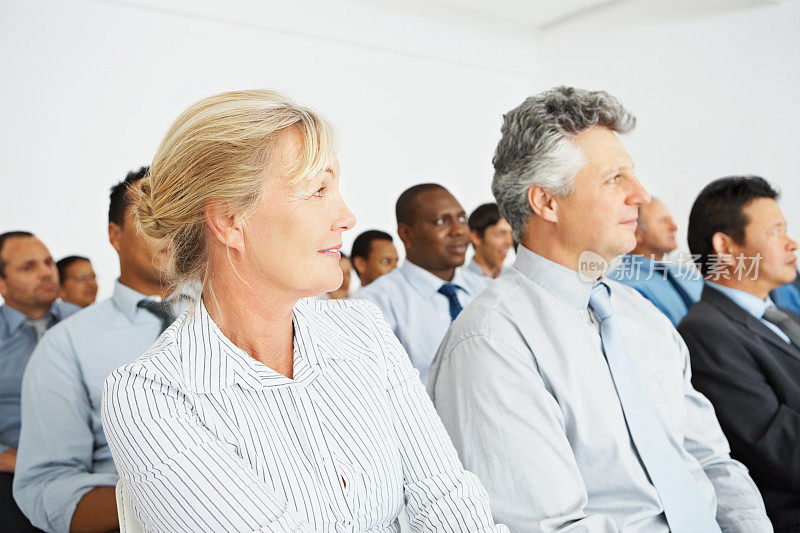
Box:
left=428, top=87, right=770, bottom=532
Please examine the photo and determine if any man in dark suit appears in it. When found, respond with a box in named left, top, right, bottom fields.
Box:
left=679, top=175, right=800, bottom=532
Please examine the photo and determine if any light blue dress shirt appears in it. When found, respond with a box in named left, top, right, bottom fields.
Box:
left=706, top=282, right=791, bottom=343
left=12, top=281, right=188, bottom=533
left=353, top=260, right=488, bottom=385
left=0, top=301, right=80, bottom=453
left=608, top=254, right=703, bottom=326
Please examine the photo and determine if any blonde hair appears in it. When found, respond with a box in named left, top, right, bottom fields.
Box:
left=137, top=89, right=338, bottom=290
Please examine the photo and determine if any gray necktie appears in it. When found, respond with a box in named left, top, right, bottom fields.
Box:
left=589, top=283, right=721, bottom=533
left=137, top=299, right=176, bottom=334
left=763, top=305, right=800, bottom=348
left=24, top=317, right=50, bottom=341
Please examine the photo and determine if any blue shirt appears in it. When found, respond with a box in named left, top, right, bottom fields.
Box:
left=353, top=260, right=488, bottom=385
left=608, top=254, right=703, bottom=326
left=0, top=301, right=80, bottom=453
left=770, top=274, right=800, bottom=316
left=706, top=282, right=791, bottom=344
left=13, top=281, right=189, bottom=533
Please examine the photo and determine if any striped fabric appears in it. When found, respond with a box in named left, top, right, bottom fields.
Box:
left=102, top=298, right=506, bottom=532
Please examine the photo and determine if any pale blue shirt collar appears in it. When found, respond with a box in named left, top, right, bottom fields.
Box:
left=110, top=279, right=194, bottom=323
left=514, top=245, right=595, bottom=311
left=399, top=259, right=474, bottom=297
left=1, top=302, right=67, bottom=338
left=706, top=282, right=774, bottom=320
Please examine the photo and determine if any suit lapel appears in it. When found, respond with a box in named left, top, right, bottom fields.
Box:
left=702, top=285, right=800, bottom=362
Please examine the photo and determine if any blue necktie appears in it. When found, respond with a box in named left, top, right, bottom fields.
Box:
left=138, top=299, right=177, bottom=334
left=438, top=283, right=463, bottom=321
left=589, top=282, right=721, bottom=533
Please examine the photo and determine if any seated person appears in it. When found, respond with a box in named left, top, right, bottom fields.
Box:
left=0, top=231, right=80, bottom=532
left=608, top=197, right=702, bottom=325
left=466, top=202, right=513, bottom=279
left=13, top=168, right=186, bottom=533
left=350, top=229, right=398, bottom=288
left=101, top=89, right=507, bottom=532
left=354, top=184, right=488, bottom=385
left=678, top=176, right=800, bottom=532
left=56, top=255, right=98, bottom=308
left=430, top=86, right=770, bottom=532
left=770, top=273, right=800, bottom=315
left=325, top=252, right=352, bottom=299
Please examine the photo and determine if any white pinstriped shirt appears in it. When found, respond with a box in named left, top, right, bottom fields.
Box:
left=101, top=297, right=506, bottom=532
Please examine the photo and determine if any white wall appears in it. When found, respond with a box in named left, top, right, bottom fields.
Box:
left=536, top=0, right=800, bottom=254
left=0, top=0, right=537, bottom=299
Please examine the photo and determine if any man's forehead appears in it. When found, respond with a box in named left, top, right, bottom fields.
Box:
left=413, top=189, right=463, bottom=216
left=1, top=236, right=50, bottom=261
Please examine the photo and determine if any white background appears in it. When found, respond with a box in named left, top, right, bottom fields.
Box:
left=1, top=0, right=798, bottom=299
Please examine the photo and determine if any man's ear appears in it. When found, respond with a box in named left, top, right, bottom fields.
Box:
left=397, top=223, right=413, bottom=251
left=108, top=222, right=122, bottom=252
left=528, top=185, right=559, bottom=223
left=204, top=200, right=245, bottom=252
left=711, top=232, right=737, bottom=266
left=352, top=256, right=366, bottom=279
left=469, top=230, right=482, bottom=249
left=0, top=275, right=8, bottom=299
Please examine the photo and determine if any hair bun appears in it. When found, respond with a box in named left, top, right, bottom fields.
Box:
left=135, top=176, right=167, bottom=239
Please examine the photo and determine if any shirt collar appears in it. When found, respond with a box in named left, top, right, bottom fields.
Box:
left=513, top=245, right=595, bottom=310
left=0, top=303, right=59, bottom=336
left=112, top=279, right=197, bottom=323
left=399, top=259, right=472, bottom=297
left=180, top=298, right=324, bottom=393
left=706, top=282, right=774, bottom=320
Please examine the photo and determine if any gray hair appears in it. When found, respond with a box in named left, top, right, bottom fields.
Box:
left=491, top=86, right=636, bottom=241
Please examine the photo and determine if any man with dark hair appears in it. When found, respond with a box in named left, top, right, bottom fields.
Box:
left=678, top=175, right=800, bottom=532
left=56, top=256, right=98, bottom=308
left=350, top=229, right=398, bottom=287
left=354, top=183, right=488, bottom=385
left=13, top=167, right=189, bottom=533
left=430, top=87, right=769, bottom=531
left=0, top=231, right=80, bottom=532
left=608, top=198, right=703, bottom=325
left=466, top=203, right=513, bottom=279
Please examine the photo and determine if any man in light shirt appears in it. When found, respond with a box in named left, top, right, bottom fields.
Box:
left=678, top=175, right=800, bottom=531
left=0, top=231, right=80, bottom=532
left=350, top=229, right=398, bottom=288
left=429, top=87, right=770, bottom=531
left=466, top=202, right=513, bottom=279
left=13, top=167, right=186, bottom=533
left=608, top=197, right=703, bottom=325
left=354, top=183, right=488, bottom=385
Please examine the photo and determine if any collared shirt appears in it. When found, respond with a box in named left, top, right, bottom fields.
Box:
left=707, top=282, right=791, bottom=343
left=0, top=301, right=80, bottom=453
left=608, top=253, right=703, bottom=326
left=429, top=245, right=770, bottom=532
left=13, top=281, right=189, bottom=533
left=465, top=258, right=508, bottom=279
left=352, top=260, right=488, bottom=385
left=101, top=298, right=507, bottom=533
left=770, top=273, right=800, bottom=316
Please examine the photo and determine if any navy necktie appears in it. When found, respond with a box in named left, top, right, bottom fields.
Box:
left=438, top=283, right=463, bottom=321
left=138, top=299, right=176, bottom=334
left=589, top=282, right=720, bottom=532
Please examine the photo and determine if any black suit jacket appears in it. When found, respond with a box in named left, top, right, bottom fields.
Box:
left=678, top=285, right=800, bottom=531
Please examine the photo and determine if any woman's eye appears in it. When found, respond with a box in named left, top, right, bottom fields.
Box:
left=312, top=187, right=326, bottom=198
left=609, top=175, right=622, bottom=184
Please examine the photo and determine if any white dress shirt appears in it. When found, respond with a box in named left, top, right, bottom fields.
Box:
left=102, top=297, right=507, bottom=533
left=429, top=246, right=771, bottom=532
left=352, top=260, right=489, bottom=385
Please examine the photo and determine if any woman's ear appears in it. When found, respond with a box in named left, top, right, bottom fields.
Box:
left=528, top=185, right=559, bottom=223
left=204, top=200, right=245, bottom=253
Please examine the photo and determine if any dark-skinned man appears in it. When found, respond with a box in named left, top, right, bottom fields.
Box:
left=1, top=231, right=80, bottom=532
left=13, top=167, right=190, bottom=533
left=354, top=183, right=488, bottom=385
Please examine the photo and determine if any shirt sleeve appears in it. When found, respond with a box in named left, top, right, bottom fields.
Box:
left=101, top=364, right=312, bottom=533
left=671, top=329, right=773, bottom=533
left=430, top=331, right=619, bottom=532
left=12, top=330, right=120, bottom=533
left=366, top=304, right=508, bottom=532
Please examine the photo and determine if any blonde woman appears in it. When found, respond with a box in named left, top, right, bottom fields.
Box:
left=101, top=90, right=506, bottom=532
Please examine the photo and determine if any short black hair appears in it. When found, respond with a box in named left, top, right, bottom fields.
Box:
left=688, top=176, right=779, bottom=276
left=109, top=166, right=149, bottom=226
left=0, top=231, right=35, bottom=277
left=468, top=203, right=502, bottom=238
left=56, top=255, right=91, bottom=281
left=350, top=230, right=393, bottom=277
left=395, top=183, right=447, bottom=226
